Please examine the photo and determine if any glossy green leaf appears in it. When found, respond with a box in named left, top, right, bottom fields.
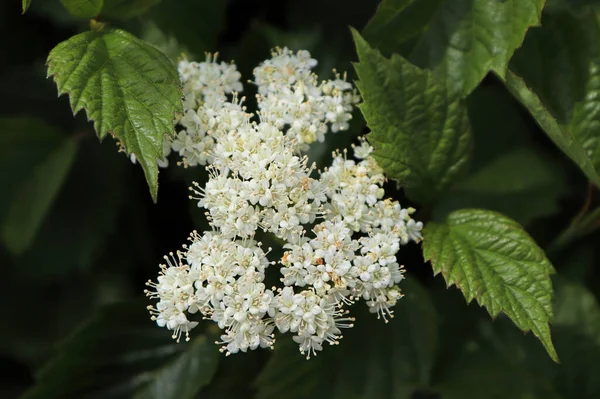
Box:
left=0, top=118, right=77, bottom=255
left=413, top=0, right=545, bottom=96
left=363, top=0, right=545, bottom=96
left=22, top=0, right=32, bottom=14
left=503, top=71, right=600, bottom=188
left=102, top=0, right=160, bottom=19
left=255, top=278, right=438, bottom=399
left=434, top=148, right=567, bottom=225
left=503, top=11, right=600, bottom=188
left=60, top=0, right=103, bottom=18
left=422, top=209, right=558, bottom=362
left=363, top=0, right=443, bottom=56
left=21, top=301, right=219, bottom=399
left=351, top=29, right=471, bottom=203
left=47, top=28, right=182, bottom=202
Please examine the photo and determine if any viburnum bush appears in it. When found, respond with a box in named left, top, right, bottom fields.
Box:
left=7, top=0, right=600, bottom=398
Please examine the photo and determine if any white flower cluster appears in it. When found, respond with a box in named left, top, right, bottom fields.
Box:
left=146, top=49, right=423, bottom=358
left=253, top=48, right=360, bottom=151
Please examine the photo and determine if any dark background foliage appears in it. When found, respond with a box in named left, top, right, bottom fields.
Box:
left=2, top=0, right=600, bottom=398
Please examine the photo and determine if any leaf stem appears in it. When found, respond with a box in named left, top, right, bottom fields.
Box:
left=90, top=19, right=106, bottom=32
left=547, top=186, right=600, bottom=255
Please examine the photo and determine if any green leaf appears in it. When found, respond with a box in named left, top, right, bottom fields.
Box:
left=546, top=0, right=600, bottom=12
left=102, top=0, right=160, bottom=19
left=550, top=279, right=600, bottom=398
left=362, top=0, right=444, bottom=56
left=502, top=11, right=600, bottom=188
left=46, top=28, right=182, bottom=202
left=363, top=0, right=545, bottom=96
left=140, top=21, right=191, bottom=63
left=413, top=0, right=545, bottom=96
left=465, top=84, right=536, bottom=170
left=60, top=0, right=103, bottom=18
left=21, top=301, right=219, bottom=399
left=148, top=0, right=227, bottom=56
left=27, top=0, right=82, bottom=27
left=422, top=209, right=559, bottom=362
left=0, top=118, right=77, bottom=255
left=132, top=337, right=217, bottom=399
left=434, top=344, right=562, bottom=399
left=199, top=351, right=267, bottom=399
left=433, top=148, right=567, bottom=226
left=351, top=29, right=471, bottom=204
left=554, top=280, right=600, bottom=343
left=22, top=0, right=32, bottom=14
left=503, top=71, right=600, bottom=188
left=433, top=84, right=567, bottom=225
left=492, top=278, right=600, bottom=399
left=13, top=139, right=130, bottom=281
left=255, top=277, right=438, bottom=399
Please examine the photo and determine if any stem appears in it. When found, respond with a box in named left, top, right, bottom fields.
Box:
left=547, top=183, right=597, bottom=255
left=548, top=205, right=600, bottom=255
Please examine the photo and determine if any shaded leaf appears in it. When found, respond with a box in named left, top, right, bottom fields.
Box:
left=21, top=301, right=219, bottom=399
left=363, top=0, right=444, bottom=56
left=140, top=21, right=191, bottom=63
left=412, top=0, right=545, bottom=96
left=434, top=148, right=567, bottom=226
left=0, top=64, right=80, bottom=128
left=14, top=139, right=130, bottom=281
left=351, top=29, right=471, bottom=203
left=47, top=28, right=182, bottom=202
left=255, top=277, right=438, bottom=399
left=503, top=70, right=600, bottom=188
left=198, top=350, right=269, bottom=399
left=27, top=0, right=83, bottom=27
left=554, top=280, right=600, bottom=342
left=546, top=0, right=600, bottom=12
left=0, top=118, right=77, bottom=255
left=481, top=278, right=600, bottom=399
left=60, top=0, right=103, bottom=18
left=133, top=336, right=218, bottom=399
left=148, top=0, right=227, bottom=56
left=550, top=279, right=600, bottom=398
left=364, top=0, right=545, bottom=96
left=22, top=0, right=32, bottom=14
left=503, top=11, right=600, bottom=187
left=465, top=84, right=536, bottom=170
left=102, top=0, right=160, bottom=19
left=422, top=209, right=558, bottom=361
left=434, top=84, right=567, bottom=226
left=434, top=344, right=562, bottom=399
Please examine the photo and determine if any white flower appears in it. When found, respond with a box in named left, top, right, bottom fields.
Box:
left=272, top=287, right=353, bottom=358
left=145, top=253, right=200, bottom=342
left=147, top=49, right=424, bottom=359
left=251, top=48, right=358, bottom=151
left=406, top=218, right=424, bottom=243
left=352, top=139, right=374, bottom=159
